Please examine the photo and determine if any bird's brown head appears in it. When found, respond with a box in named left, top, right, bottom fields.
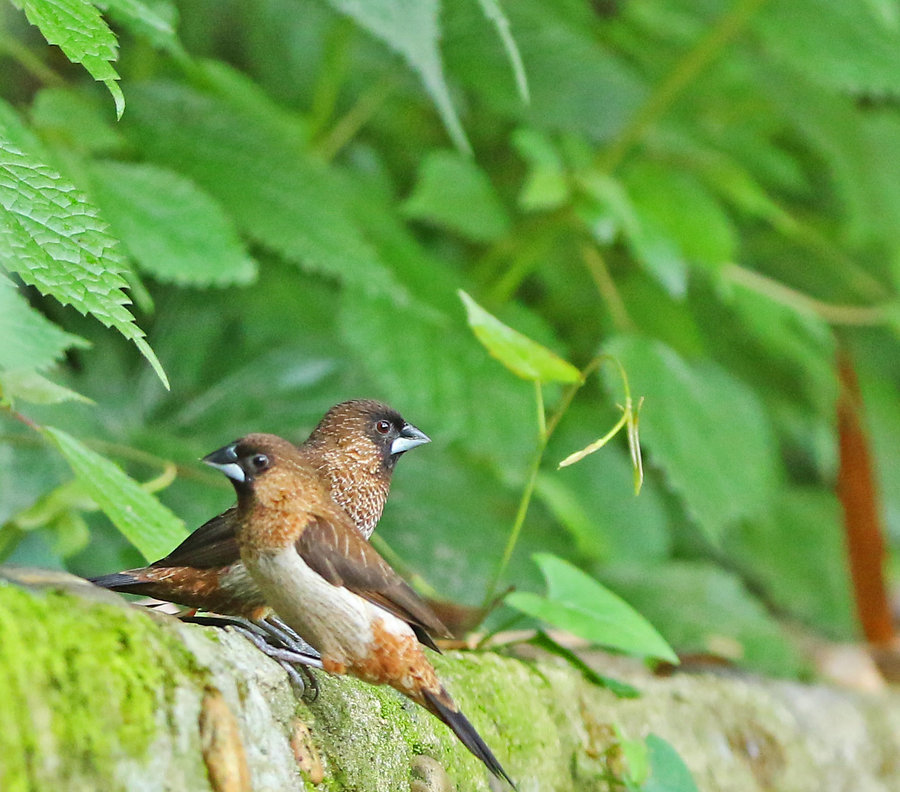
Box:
left=202, top=433, right=309, bottom=505
left=307, top=399, right=430, bottom=474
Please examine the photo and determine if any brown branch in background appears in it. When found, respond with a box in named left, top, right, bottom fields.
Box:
left=836, top=348, right=896, bottom=648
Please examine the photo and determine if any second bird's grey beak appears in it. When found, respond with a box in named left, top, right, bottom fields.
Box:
left=202, top=443, right=246, bottom=482
left=391, top=423, right=430, bottom=455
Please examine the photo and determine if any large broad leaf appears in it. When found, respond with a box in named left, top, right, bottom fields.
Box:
left=604, top=561, right=806, bottom=678
left=459, top=290, right=582, bottom=383
left=124, top=80, right=405, bottom=302
left=723, top=488, right=856, bottom=639
left=402, top=150, right=510, bottom=242
left=324, top=0, right=471, bottom=152
left=623, top=161, right=736, bottom=277
left=443, top=0, right=645, bottom=142
left=0, top=122, right=168, bottom=388
left=11, top=0, right=124, bottom=116
left=43, top=427, right=186, bottom=562
left=87, top=161, right=257, bottom=287
left=603, top=335, right=780, bottom=539
left=0, top=272, right=87, bottom=373
left=506, top=553, right=678, bottom=663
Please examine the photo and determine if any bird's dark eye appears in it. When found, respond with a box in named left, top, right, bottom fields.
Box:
left=375, top=419, right=392, bottom=435
left=249, top=453, right=270, bottom=472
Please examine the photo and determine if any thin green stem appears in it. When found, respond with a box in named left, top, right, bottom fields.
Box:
left=480, top=353, right=604, bottom=611
left=0, top=33, right=64, bottom=86
left=534, top=381, right=546, bottom=438
left=481, top=440, right=546, bottom=610
left=315, top=74, right=396, bottom=163
left=724, top=264, right=893, bottom=326
left=600, top=0, right=770, bottom=172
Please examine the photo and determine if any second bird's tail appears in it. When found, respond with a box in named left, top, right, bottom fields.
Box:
left=422, top=688, right=515, bottom=788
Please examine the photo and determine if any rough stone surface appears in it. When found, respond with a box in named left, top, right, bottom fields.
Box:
left=1, top=575, right=899, bottom=791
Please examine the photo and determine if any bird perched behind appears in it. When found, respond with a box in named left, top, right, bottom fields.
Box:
left=204, top=433, right=515, bottom=787
left=90, top=400, right=430, bottom=621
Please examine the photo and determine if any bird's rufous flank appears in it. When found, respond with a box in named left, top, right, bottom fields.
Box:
left=90, top=400, right=430, bottom=621
left=204, top=433, right=514, bottom=787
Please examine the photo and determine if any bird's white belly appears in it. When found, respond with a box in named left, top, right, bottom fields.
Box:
left=246, top=549, right=404, bottom=664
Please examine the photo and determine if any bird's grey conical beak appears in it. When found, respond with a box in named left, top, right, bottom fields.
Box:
left=202, top=443, right=245, bottom=482
left=391, top=423, right=431, bottom=455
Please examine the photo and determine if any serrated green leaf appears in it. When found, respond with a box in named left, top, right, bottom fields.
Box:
left=12, top=0, right=123, bottom=115
left=0, top=131, right=168, bottom=388
left=756, top=0, right=900, bottom=98
left=642, top=734, right=699, bottom=792
left=506, top=553, right=678, bottom=663
left=43, top=426, right=186, bottom=561
left=402, top=150, right=509, bottom=242
left=325, top=0, right=471, bottom=153
left=459, top=290, right=582, bottom=383
left=124, top=81, right=404, bottom=302
left=0, top=370, right=93, bottom=405
left=603, top=335, right=780, bottom=538
left=0, top=272, right=88, bottom=373
left=87, top=161, right=257, bottom=287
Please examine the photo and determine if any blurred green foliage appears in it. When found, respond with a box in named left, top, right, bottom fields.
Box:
left=2, top=0, right=899, bottom=680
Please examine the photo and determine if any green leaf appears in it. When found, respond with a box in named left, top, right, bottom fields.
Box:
left=87, top=161, right=257, bottom=287
left=0, top=272, right=88, bottom=373
left=0, top=370, right=93, bottom=406
left=328, top=0, right=472, bottom=154
left=604, top=561, right=807, bottom=678
left=11, top=0, right=124, bottom=117
left=641, top=734, right=699, bottom=792
left=579, top=171, right=686, bottom=298
left=506, top=553, right=678, bottom=663
left=513, top=128, right=570, bottom=211
left=615, top=725, right=650, bottom=787
left=725, top=489, right=855, bottom=639
left=43, top=426, right=187, bottom=562
left=755, top=0, right=900, bottom=98
left=459, top=290, right=582, bottom=383
left=603, top=335, right=780, bottom=538
left=623, top=161, right=736, bottom=276
left=124, top=81, right=404, bottom=302
left=0, top=129, right=169, bottom=388
left=443, top=0, right=645, bottom=142
left=402, top=150, right=510, bottom=242
left=475, top=0, right=529, bottom=103
left=539, top=416, right=672, bottom=564
left=324, top=0, right=471, bottom=153
left=30, top=88, right=124, bottom=155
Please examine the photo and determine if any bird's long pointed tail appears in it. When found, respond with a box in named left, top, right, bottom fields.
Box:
left=422, top=688, right=515, bottom=789
left=88, top=571, right=144, bottom=591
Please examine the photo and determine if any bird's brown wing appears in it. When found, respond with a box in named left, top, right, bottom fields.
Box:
left=295, top=515, right=450, bottom=642
left=151, top=507, right=241, bottom=569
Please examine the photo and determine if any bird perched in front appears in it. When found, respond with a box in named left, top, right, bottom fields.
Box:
left=90, top=400, right=429, bottom=622
left=204, top=433, right=515, bottom=787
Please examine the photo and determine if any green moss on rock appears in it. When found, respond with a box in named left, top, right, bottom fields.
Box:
left=0, top=584, right=196, bottom=792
